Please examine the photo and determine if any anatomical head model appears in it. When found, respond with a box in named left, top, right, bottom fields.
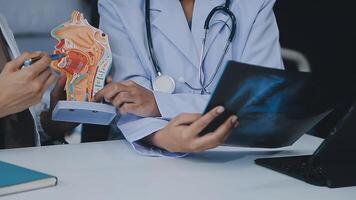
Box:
left=51, top=11, right=112, bottom=102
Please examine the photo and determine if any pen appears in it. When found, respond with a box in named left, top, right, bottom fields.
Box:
left=23, top=53, right=66, bottom=67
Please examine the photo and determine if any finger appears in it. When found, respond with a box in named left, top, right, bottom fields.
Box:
left=192, top=115, right=237, bottom=152
left=106, top=76, right=113, bottom=84
left=173, top=113, right=202, bottom=125
left=42, top=74, right=58, bottom=93
left=94, top=83, right=130, bottom=102
left=209, top=115, right=237, bottom=140
left=121, top=80, right=137, bottom=87
left=223, top=116, right=239, bottom=141
left=4, top=51, right=42, bottom=72
left=27, top=52, right=51, bottom=76
left=104, top=83, right=131, bottom=102
left=119, top=103, right=138, bottom=115
left=112, top=92, right=133, bottom=108
left=94, top=88, right=106, bottom=102
left=188, top=106, right=225, bottom=136
left=36, top=68, right=52, bottom=84
left=31, top=69, right=52, bottom=97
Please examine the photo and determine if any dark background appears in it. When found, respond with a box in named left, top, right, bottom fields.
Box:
left=274, top=0, right=355, bottom=79
left=274, top=0, right=355, bottom=138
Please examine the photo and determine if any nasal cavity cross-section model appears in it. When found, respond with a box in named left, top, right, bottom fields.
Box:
left=51, top=11, right=112, bottom=102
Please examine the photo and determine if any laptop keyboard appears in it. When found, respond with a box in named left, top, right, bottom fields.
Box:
left=255, top=155, right=326, bottom=186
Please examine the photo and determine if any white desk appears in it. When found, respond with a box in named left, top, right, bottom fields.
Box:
left=0, top=135, right=355, bottom=200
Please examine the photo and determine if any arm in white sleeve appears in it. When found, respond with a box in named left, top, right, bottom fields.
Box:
left=117, top=115, right=186, bottom=157
left=99, top=0, right=186, bottom=157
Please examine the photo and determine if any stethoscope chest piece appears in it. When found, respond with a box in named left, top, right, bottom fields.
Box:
left=146, top=0, right=235, bottom=94
left=153, top=74, right=176, bottom=94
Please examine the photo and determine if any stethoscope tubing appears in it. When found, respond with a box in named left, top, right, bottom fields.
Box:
left=145, top=0, right=161, bottom=76
left=145, top=0, right=236, bottom=94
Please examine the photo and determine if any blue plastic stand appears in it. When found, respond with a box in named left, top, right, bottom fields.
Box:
left=52, top=101, right=117, bottom=125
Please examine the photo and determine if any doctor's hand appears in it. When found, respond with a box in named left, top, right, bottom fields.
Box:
left=0, top=52, right=56, bottom=118
left=146, top=106, right=239, bottom=153
left=94, top=80, right=161, bottom=117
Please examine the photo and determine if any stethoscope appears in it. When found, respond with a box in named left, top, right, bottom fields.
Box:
left=145, top=0, right=237, bottom=94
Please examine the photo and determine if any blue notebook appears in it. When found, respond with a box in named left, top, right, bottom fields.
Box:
left=0, top=161, right=57, bottom=196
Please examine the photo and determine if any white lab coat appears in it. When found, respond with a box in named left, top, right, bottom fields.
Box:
left=98, top=0, right=284, bottom=156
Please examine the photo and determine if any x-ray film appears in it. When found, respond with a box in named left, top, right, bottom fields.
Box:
left=51, top=11, right=112, bottom=102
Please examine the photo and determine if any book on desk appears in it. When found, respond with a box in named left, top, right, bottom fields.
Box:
left=0, top=161, right=57, bottom=196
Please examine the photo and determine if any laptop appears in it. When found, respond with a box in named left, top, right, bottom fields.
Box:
left=255, top=100, right=356, bottom=188
left=201, top=61, right=346, bottom=148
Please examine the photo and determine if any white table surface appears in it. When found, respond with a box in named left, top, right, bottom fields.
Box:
left=0, top=135, right=355, bottom=200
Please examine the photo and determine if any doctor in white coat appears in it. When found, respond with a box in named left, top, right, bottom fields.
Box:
left=96, top=0, right=284, bottom=156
